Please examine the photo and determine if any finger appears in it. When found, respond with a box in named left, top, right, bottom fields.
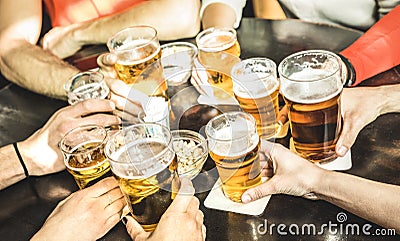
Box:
left=80, top=113, right=121, bottom=126
left=69, top=99, right=116, bottom=117
left=101, top=186, right=124, bottom=208
left=186, top=197, right=201, bottom=217
left=261, top=167, right=274, bottom=177
left=260, top=139, right=275, bottom=159
left=106, top=78, right=149, bottom=108
left=277, top=105, right=289, bottom=126
left=241, top=178, right=276, bottom=203
left=125, top=215, right=149, bottom=240
left=202, top=224, right=207, bottom=241
left=195, top=209, right=204, bottom=225
left=105, top=197, right=126, bottom=217
left=335, top=119, right=357, bottom=157
left=110, top=93, right=142, bottom=116
left=167, top=178, right=195, bottom=213
left=85, top=177, right=119, bottom=197
left=97, top=53, right=118, bottom=78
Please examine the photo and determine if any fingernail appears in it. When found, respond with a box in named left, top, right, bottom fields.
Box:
left=121, top=216, right=128, bottom=225
left=337, top=145, right=348, bottom=156
left=241, top=194, right=251, bottom=203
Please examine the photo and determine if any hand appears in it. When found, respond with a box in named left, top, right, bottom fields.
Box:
left=19, top=99, right=121, bottom=176
left=97, top=53, right=147, bottom=122
left=241, top=140, right=325, bottom=203
left=335, top=87, right=385, bottom=156
left=41, top=23, right=83, bottom=59
left=31, top=177, right=126, bottom=241
left=125, top=178, right=206, bottom=241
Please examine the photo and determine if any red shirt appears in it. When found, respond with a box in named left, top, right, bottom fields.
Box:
left=43, top=0, right=145, bottom=27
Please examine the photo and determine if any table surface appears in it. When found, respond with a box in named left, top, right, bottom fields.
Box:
left=1, top=18, right=399, bottom=241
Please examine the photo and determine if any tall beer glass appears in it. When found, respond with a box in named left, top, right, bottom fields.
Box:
left=196, top=27, right=241, bottom=100
left=231, top=58, right=280, bottom=139
left=107, top=26, right=167, bottom=99
left=278, top=50, right=343, bottom=163
left=105, top=123, right=179, bottom=231
left=60, top=125, right=111, bottom=189
left=205, top=111, right=262, bottom=202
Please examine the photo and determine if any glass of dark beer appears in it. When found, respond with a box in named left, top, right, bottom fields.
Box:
left=105, top=123, right=179, bottom=231
left=278, top=50, right=343, bottom=163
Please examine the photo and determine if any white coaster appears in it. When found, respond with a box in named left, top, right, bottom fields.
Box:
left=289, top=138, right=352, bottom=171
left=204, top=178, right=271, bottom=216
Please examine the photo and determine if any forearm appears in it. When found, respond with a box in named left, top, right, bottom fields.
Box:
left=253, top=0, right=286, bottom=19
left=0, top=40, right=79, bottom=99
left=0, top=144, right=26, bottom=190
left=202, top=3, right=236, bottom=29
left=74, top=0, right=200, bottom=43
left=376, top=84, right=400, bottom=114
left=314, top=170, right=400, bottom=230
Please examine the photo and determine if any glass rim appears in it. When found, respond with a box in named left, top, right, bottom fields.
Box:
left=161, top=41, right=198, bottom=57
left=231, top=57, right=277, bottom=83
left=64, top=71, right=105, bottom=92
left=171, top=129, right=208, bottom=157
left=59, top=124, right=108, bottom=155
left=105, top=123, right=173, bottom=165
left=277, top=49, right=342, bottom=83
left=205, top=111, right=257, bottom=142
left=195, top=27, right=237, bottom=52
left=107, top=25, right=159, bottom=54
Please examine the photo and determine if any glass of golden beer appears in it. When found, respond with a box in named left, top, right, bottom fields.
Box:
left=278, top=50, right=343, bottom=163
left=107, top=26, right=167, bottom=99
left=231, top=58, right=280, bottom=139
left=105, top=123, right=179, bottom=232
left=59, top=125, right=111, bottom=189
left=205, top=111, right=262, bottom=202
left=64, top=71, right=110, bottom=105
left=196, top=27, right=241, bottom=100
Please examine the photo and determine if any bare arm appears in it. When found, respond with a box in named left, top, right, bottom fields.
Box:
left=201, top=3, right=237, bottom=29
left=44, top=0, right=201, bottom=59
left=0, top=0, right=79, bottom=98
left=242, top=142, right=400, bottom=232
left=252, top=0, right=286, bottom=19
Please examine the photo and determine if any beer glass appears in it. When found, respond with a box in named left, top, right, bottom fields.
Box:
left=105, top=123, right=179, bottom=232
left=205, top=111, right=262, bottom=202
left=59, top=125, right=111, bottom=189
left=64, top=71, right=110, bottom=105
left=161, top=42, right=197, bottom=97
left=107, top=26, right=167, bottom=99
left=196, top=27, right=241, bottom=100
left=231, top=58, right=280, bottom=139
left=278, top=50, right=343, bottom=163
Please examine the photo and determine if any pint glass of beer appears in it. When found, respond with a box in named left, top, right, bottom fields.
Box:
left=64, top=71, right=110, bottom=105
left=105, top=123, right=179, bottom=231
left=231, top=58, right=280, bottom=139
left=59, top=125, right=111, bottom=189
left=205, top=111, right=262, bottom=202
left=278, top=50, right=343, bottom=163
left=196, top=27, right=241, bottom=100
left=107, top=26, right=167, bottom=99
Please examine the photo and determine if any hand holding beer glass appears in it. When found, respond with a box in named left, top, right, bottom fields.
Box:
left=196, top=27, right=241, bottom=100
left=206, top=111, right=262, bottom=202
left=278, top=50, right=343, bottom=163
left=105, top=123, right=179, bottom=232
left=107, top=26, right=168, bottom=100
left=231, top=58, right=280, bottom=139
left=59, top=125, right=111, bottom=189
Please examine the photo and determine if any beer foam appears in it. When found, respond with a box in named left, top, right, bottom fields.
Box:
left=64, top=140, right=108, bottom=171
left=109, top=139, right=174, bottom=179
left=198, top=32, right=236, bottom=52
left=116, top=40, right=160, bottom=65
left=209, top=120, right=259, bottom=157
left=233, top=75, right=279, bottom=99
left=282, top=68, right=342, bottom=104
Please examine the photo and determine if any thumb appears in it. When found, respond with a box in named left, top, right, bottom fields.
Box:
left=277, top=105, right=289, bottom=126
left=124, top=215, right=148, bottom=240
left=335, top=119, right=357, bottom=157
left=97, top=53, right=118, bottom=78
left=241, top=178, right=276, bottom=203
